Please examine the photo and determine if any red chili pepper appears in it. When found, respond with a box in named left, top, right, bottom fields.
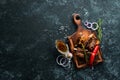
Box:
left=89, top=45, right=99, bottom=67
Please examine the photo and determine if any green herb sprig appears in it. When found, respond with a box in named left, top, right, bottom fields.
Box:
left=81, top=43, right=88, bottom=63
left=97, top=19, right=103, bottom=42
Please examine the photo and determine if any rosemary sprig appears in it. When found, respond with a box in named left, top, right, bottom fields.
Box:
left=97, top=19, right=103, bottom=42
left=81, top=43, right=88, bottom=63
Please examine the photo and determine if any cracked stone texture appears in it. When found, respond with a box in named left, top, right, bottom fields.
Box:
left=0, top=0, right=120, bottom=80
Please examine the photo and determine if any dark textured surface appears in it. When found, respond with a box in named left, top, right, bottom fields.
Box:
left=0, top=0, right=120, bottom=80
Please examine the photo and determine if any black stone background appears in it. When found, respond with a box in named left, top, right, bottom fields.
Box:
left=0, top=0, right=120, bottom=80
